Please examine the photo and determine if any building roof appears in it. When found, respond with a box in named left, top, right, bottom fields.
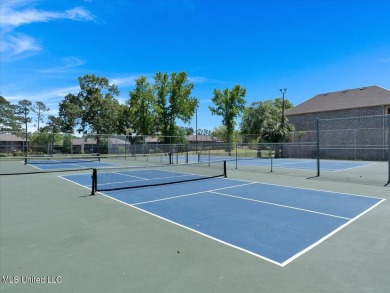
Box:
left=186, top=135, right=218, bottom=142
left=0, top=133, right=27, bottom=142
left=285, top=85, right=390, bottom=116
left=72, top=138, right=97, bottom=145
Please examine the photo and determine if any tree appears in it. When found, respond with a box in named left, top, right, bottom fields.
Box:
left=59, top=74, right=121, bottom=141
left=211, top=125, right=226, bottom=140
left=0, top=96, right=23, bottom=133
left=44, top=115, right=64, bottom=134
left=58, top=93, right=83, bottom=133
left=240, top=98, right=294, bottom=143
left=259, top=118, right=294, bottom=143
left=127, top=76, right=156, bottom=136
left=116, top=104, right=132, bottom=137
left=33, top=101, right=50, bottom=130
left=209, top=85, right=246, bottom=144
left=78, top=74, right=121, bottom=137
left=154, top=72, right=198, bottom=143
left=16, top=100, right=33, bottom=155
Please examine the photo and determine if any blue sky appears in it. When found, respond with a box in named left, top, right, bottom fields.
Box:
left=1, top=0, right=390, bottom=133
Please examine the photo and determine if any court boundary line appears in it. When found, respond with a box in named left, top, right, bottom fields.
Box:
left=59, top=175, right=386, bottom=266
left=209, top=191, right=351, bottom=220
left=87, top=185, right=284, bottom=267
left=131, top=182, right=257, bottom=206
left=222, top=177, right=384, bottom=201
left=328, top=162, right=377, bottom=172
left=281, top=197, right=386, bottom=266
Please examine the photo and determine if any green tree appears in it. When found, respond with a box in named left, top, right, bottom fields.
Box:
left=58, top=93, right=83, bottom=133
left=209, top=85, right=246, bottom=144
left=44, top=115, right=64, bottom=134
left=240, top=98, right=294, bottom=143
left=0, top=96, right=23, bottom=133
left=39, top=115, right=65, bottom=154
left=59, top=74, right=121, bottom=141
left=116, top=104, right=132, bottom=137
left=78, top=74, right=121, bottom=136
left=259, top=118, right=294, bottom=143
left=211, top=125, right=226, bottom=141
left=127, top=76, right=156, bottom=136
left=33, top=101, right=50, bottom=130
left=154, top=72, right=198, bottom=143
left=16, top=100, right=33, bottom=155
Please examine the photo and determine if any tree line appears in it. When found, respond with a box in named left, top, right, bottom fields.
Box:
left=0, top=72, right=293, bottom=144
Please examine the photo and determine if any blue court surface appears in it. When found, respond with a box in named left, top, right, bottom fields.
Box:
left=27, top=159, right=117, bottom=170
left=193, top=155, right=372, bottom=172
left=62, top=171, right=384, bottom=266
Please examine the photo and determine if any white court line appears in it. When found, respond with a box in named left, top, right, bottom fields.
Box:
left=59, top=174, right=386, bottom=267
left=222, top=177, right=385, bottom=201
left=209, top=191, right=352, bottom=220
left=102, top=193, right=284, bottom=267
left=132, top=182, right=257, bottom=206
left=280, top=197, right=386, bottom=266
left=327, top=162, right=377, bottom=172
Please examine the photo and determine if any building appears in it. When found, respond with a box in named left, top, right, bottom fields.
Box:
left=285, top=85, right=390, bottom=130
left=0, top=133, right=28, bottom=154
left=72, top=138, right=97, bottom=154
left=285, top=85, right=390, bottom=160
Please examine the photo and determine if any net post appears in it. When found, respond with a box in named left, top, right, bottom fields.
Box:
left=97, top=153, right=100, bottom=162
left=198, top=152, right=200, bottom=163
left=223, top=160, right=227, bottom=177
left=24, top=157, right=27, bottom=165
left=186, top=144, right=189, bottom=164
left=235, top=143, right=238, bottom=169
left=316, top=118, right=320, bottom=177
left=91, top=168, right=97, bottom=196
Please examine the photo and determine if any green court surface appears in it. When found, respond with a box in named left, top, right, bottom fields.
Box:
left=1, top=168, right=389, bottom=293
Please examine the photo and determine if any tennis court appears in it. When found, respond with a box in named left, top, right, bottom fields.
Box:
left=27, top=160, right=117, bottom=170
left=194, top=155, right=372, bottom=172
left=1, top=159, right=389, bottom=293
left=61, top=164, right=384, bottom=267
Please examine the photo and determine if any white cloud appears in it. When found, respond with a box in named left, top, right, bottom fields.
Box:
left=0, top=2, right=94, bottom=28
left=1, top=33, right=42, bottom=57
left=38, top=57, right=85, bottom=73
left=0, top=0, right=94, bottom=60
left=110, top=75, right=143, bottom=87
left=188, top=75, right=225, bottom=85
left=188, top=76, right=209, bottom=83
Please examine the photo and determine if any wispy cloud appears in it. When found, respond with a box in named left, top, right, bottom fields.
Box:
left=0, top=0, right=94, bottom=61
left=110, top=75, right=150, bottom=87
left=188, top=76, right=225, bottom=85
left=38, top=57, right=86, bottom=73
left=0, top=33, right=42, bottom=58
left=4, top=85, right=80, bottom=103
left=1, top=1, right=94, bottom=28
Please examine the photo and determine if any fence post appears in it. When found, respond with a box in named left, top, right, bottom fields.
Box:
left=386, top=116, right=390, bottom=186
left=316, top=118, right=320, bottom=177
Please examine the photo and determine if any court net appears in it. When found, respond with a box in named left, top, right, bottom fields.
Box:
left=24, top=153, right=101, bottom=164
left=91, top=160, right=227, bottom=195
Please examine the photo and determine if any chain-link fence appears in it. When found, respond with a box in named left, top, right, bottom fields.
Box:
left=316, top=115, right=389, bottom=185
left=1, top=115, right=389, bottom=184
